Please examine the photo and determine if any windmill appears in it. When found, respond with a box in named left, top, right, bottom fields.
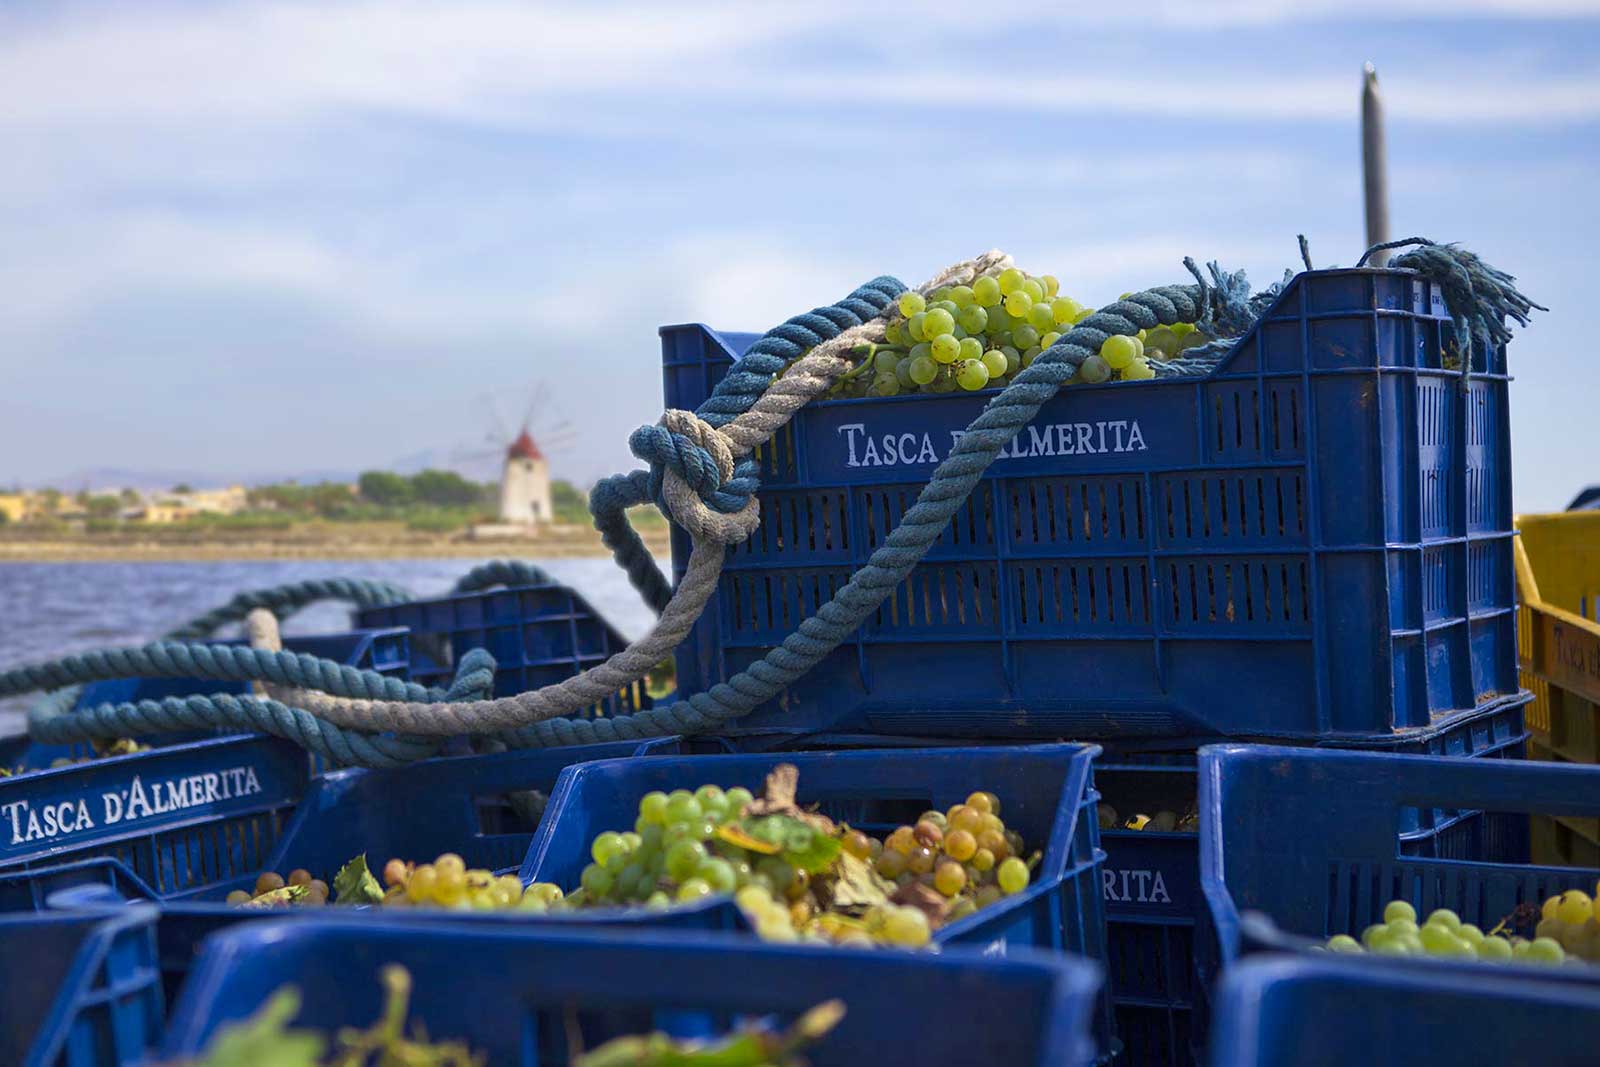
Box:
left=449, top=383, right=579, bottom=525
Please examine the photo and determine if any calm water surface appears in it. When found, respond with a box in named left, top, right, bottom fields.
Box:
left=0, top=558, right=663, bottom=734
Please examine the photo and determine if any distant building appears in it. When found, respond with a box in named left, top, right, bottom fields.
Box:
left=499, top=431, right=552, bottom=525
left=138, top=503, right=198, bottom=524
left=0, top=493, right=29, bottom=523
left=171, top=485, right=248, bottom=515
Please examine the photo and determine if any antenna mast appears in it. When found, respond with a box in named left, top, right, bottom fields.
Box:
left=1362, top=63, right=1391, bottom=266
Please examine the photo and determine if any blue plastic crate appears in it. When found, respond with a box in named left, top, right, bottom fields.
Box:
left=0, top=740, right=695, bottom=1004
left=1207, top=955, right=1600, bottom=1067
left=357, top=582, right=653, bottom=717
left=0, top=903, right=162, bottom=1067
left=162, top=920, right=1103, bottom=1067
left=522, top=743, right=1115, bottom=1058
left=1097, top=701, right=1527, bottom=1067
left=663, top=267, right=1519, bottom=741
left=1197, top=743, right=1600, bottom=997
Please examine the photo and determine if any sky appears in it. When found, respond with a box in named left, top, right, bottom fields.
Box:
left=0, top=1, right=1596, bottom=512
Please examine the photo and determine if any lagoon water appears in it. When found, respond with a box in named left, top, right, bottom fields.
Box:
left=0, top=558, right=663, bottom=734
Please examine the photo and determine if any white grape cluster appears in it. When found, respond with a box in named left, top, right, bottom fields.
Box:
left=833, top=267, right=1209, bottom=398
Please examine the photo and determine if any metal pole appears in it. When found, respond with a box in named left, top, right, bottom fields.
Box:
left=1362, top=62, right=1390, bottom=266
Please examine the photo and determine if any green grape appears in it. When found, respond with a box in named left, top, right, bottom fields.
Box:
left=947, top=284, right=974, bottom=308
left=882, top=906, right=931, bottom=947
left=1020, top=278, right=1044, bottom=303
left=907, top=312, right=927, bottom=343
left=1171, top=322, right=1193, bottom=337
left=1457, top=923, right=1485, bottom=947
left=955, top=336, right=981, bottom=362
left=724, top=786, right=754, bottom=811
left=1073, top=307, right=1095, bottom=324
left=1101, top=335, right=1139, bottom=370
left=909, top=356, right=938, bottom=386
left=920, top=340, right=952, bottom=368
left=676, top=878, right=713, bottom=903
left=645, top=891, right=671, bottom=909
left=1004, top=289, right=1032, bottom=317
left=1039, top=331, right=1060, bottom=350
left=1360, top=923, right=1387, bottom=948
left=1050, top=297, right=1080, bottom=325
left=1371, top=937, right=1412, bottom=957
left=870, top=374, right=900, bottom=397
left=699, top=858, right=738, bottom=894
left=591, top=830, right=626, bottom=866
left=1383, top=900, right=1417, bottom=924
left=613, top=863, right=645, bottom=900
left=1079, top=355, right=1111, bottom=384
left=1477, top=936, right=1514, bottom=961
left=997, top=268, right=1025, bottom=295
left=1418, top=924, right=1464, bottom=956
left=973, top=276, right=1002, bottom=307
left=666, top=790, right=701, bottom=821
left=894, top=357, right=916, bottom=389
left=1526, top=937, right=1566, bottom=964
left=1327, top=934, right=1362, bottom=953
left=1009, top=348, right=1027, bottom=374
left=1122, top=358, right=1155, bottom=381
left=1041, top=275, right=1060, bottom=298
left=1012, top=324, right=1039, bottom=350
left=932, top=299, right=959, bottom=315
left=639, top=791, right=669, bottom=825
left=956, top=359, right=990, bottom=391
left=1026, top=302, right=1055, bottom=332
left=1387, top=918, right=1419, bottom=938
left=923, top=308, right=956, bottom=338
left=756, top=856, right=795, bottom=892
left=1426, top=909, right=1462, bottom=932
left=884, top=321, right=906, bottom=347
left=665, top=839, right=707, bottom=882
left=580, top=863, right=614, bottom=898
left=899, top=292, right=926, bottom=317
left=877, top=848, right=909, bottom=878
left=1143, top=325, right=1179, bottom=359
left=958, top=305, right=988, bottom=334
left=931, top=334, right=961, bottom=363
left=873, top=349, right=899, bottom=374
left=997, top=857, right=1029, bottom=894
left=981, top=350, right=1008, bottom=379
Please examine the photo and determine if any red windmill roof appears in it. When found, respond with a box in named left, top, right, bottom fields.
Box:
left=507, top=430, right=544, bottom=461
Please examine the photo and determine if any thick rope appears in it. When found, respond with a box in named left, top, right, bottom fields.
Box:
left=23, top=576, right=416, bottom=753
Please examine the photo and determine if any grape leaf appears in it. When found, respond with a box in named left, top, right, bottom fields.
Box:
left=333, top=853, right=384, bottom=905
left=714, top=823, right=781, bottom=855
left=825, top=851, right=893, bottom=911
left=741, top=815, right=840, bottom=874
left=242, top=883, right=308, bottom=908
left=182, top=987, right=326, bottom=1067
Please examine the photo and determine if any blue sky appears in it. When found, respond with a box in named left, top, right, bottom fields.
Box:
left=0, top=1, right=1596, bottom=511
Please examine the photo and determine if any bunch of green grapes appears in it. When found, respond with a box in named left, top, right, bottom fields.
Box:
left=226, top=868, right=329, bottom=907
left=1531, top=886, right=1600, bottom=962
left=558, top=777, right=1039, bottom=949
left=377, top=852, right=566, bottom=912
left=831, top=267, right=1210, bottom=399
left=1322, top=898, right=1590, bottom=965
left=573, top=784, right=765, bottom=910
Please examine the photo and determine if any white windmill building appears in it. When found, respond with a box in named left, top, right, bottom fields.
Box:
left=499, top=428, right=553, bottom=525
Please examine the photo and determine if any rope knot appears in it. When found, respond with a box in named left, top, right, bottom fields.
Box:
left=629, top=408, right=759, bottom=545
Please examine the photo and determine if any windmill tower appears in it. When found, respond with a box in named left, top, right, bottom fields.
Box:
left=500, top=427, right=553, bottom=525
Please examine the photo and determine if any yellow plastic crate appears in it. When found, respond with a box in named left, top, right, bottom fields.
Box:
left=1514, top=511, right=1600, bottom=760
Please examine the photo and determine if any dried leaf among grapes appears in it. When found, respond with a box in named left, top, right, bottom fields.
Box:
left=744, top=764, right=836, bottom=834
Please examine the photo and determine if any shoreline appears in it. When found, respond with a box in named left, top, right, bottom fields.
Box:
left=0, top=527, right=671, bottom=563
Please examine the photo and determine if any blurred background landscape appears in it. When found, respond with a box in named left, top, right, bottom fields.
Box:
left=1, top=1, right=1596, bottom=714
